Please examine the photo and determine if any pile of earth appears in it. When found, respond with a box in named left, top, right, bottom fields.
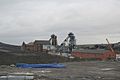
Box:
left=0, top=42, right=69, bottom=65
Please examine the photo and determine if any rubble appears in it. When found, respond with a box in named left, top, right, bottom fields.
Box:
left=0, top=61, right=120, bottom=80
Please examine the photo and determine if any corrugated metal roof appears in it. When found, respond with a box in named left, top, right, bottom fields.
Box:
left=73, top=49, right=109, bottom=54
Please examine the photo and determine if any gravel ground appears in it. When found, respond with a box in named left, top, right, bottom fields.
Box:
left=0, top=61, right=120, bottom=80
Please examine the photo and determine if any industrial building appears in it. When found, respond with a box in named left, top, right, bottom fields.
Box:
left=72, top=49, right=116, bottom=60
left=21, top=34, right=57, bottom=52
left=21, top=32, right=76, bottom=53
left=21, top=32, right=117, bottom=60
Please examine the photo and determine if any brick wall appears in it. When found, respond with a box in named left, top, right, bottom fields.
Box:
left=72, top=50, right=116, bottom=60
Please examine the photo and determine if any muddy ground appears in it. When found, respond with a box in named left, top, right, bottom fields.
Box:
left=0, top=61, right=120, bottom=80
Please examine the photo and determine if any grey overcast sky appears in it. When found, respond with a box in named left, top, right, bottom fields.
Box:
left=0, top=0, right=120, bottom=45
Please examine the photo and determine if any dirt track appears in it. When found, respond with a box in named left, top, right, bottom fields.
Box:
left=0, top=61, right=120, bottom=80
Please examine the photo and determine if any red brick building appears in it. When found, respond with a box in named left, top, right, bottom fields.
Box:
left=21, top=34, right=57, bottom=53
left=21, top=40, right=52, bottom=52
left=72, top=49, right=116, bottom=60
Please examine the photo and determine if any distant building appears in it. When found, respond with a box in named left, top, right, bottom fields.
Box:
left=21, top=34, right=58, bottom=53
left=21, top=40, right=56, bottom=52
left=76, top=44, right=107, bottom=50
left=113, top=42, right=120, bottom=51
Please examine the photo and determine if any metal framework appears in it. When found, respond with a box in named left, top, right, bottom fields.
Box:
left=58, top=32, right=76, bottom=53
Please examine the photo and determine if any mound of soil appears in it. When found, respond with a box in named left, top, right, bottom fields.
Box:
left=0, top=52, right=69, bottom=65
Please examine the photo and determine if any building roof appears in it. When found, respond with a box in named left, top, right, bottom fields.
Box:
left=73, top=49, right=110, bottom=54
left=34, top=40, right=50, bottom=45
left=28, top=42, right=34, bottom=45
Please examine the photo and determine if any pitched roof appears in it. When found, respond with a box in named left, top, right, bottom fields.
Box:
left=34, top=40, right=50, bottom=45
left=28, top=42, right=34, bottom=45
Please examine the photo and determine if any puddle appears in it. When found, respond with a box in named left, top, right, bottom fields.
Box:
left=0, top=75, right=34, bottom=80
left=0, top=72, right=34, bottom=80
left=33, top=70, right=51, bottom=73
left=10, top=72, right=34, bottom=75
left=101, top=68, right=114, bottom=71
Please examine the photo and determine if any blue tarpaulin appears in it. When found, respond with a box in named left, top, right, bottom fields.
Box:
left=16, top=63, right=65, bottom=68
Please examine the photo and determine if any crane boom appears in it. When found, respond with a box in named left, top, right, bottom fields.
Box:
left=106, top=38, right=116, bottom=59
